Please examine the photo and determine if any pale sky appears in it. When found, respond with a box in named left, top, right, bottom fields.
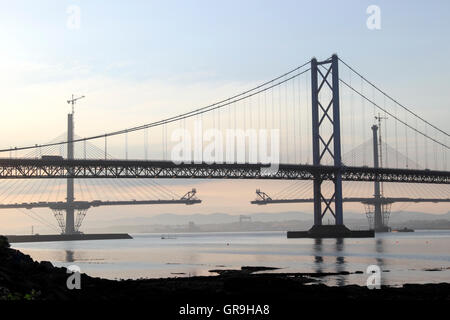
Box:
left=0, top=0, right=449, bottom=234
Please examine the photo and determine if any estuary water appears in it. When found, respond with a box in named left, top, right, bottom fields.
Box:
left=12, top=230, right=450, bottom=287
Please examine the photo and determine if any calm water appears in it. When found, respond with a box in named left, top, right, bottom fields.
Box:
left=12, top=230, right=450, bottom=287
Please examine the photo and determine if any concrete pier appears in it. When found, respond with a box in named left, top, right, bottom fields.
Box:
left=6, top=233, right=133, bottom=243
left=287, top=225, right=374, bottom=238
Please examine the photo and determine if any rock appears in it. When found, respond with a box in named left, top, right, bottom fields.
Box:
left=39, top=261, right=54, bottom=271
left=0, top=236, right=10, bottom=249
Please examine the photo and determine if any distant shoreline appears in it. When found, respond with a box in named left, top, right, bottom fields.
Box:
left=85, top=224, right=450, bottom=234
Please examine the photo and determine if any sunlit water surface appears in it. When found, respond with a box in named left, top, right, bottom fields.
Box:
left=12, top=230, right=450, bottom=287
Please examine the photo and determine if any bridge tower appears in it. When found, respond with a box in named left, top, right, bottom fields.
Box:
left=285, top=54, right=374, bottom=237
left=369, top=123, right=391, bottom=232
left=65, top=113, right=75, bottom=234
left=65, top=95, right=84, bottom=234
left=371, top=124, right=383, bottom=231
left=310, top=54, right=344, bottom=231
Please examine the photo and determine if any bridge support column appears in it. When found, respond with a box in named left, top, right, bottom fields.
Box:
left=371, top=124, right=390, bottom=232
left=311, top=58, right=322, bottom=226
left=331, top=55, right=344, bottom=226
left=65, top=113, right=75, bottom=235
left=287, top=54, right=374, bottom=238
left=310, top=54, right=344, bottom=227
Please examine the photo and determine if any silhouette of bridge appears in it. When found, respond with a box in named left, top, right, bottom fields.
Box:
left=0, top=54, right=448, bottom=237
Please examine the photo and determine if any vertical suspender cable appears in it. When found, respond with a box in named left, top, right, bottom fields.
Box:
left=384, top=110, right=388, bottom=168
left=415, top=118, right=419, bottom=168
left=424, top=124, right=428, bottom=168
left=350, top=69, right=355, bottom=165
left=104, top=135, right=107, bottom=160
left=279, top=82, right=282, bottom=163
left=395, top=99, right=399, bottom=168
left=361, top=76, right=367, bottom=165
left=298, top=71, right=302, bottom=163
left=434, top=131, right=438, bottom=169
left=404, top=109, right=409, bottom=168
left=292, top=75, right=297, bottom=163
left=306, top=73, right=311, bottom=164
left=125, top=130, right=128, bottom=160
left=285, top=77, right=289, bottom=163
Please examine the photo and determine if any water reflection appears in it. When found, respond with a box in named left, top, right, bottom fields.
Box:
left=11, top=231, right=450, bottom=285
left=375, top=238, right=386, bottom=285
left=312, top=238, right=348, bottom=286
left=65, top=250, right=75, bottom=262
left=313, top=239, right=323, bottom=273
left=335, top=238, right=347, bottom=286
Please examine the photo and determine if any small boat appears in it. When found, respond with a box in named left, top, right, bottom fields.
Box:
left=161, top=234, right=176, bottom=239
left=393, top=227, right=414, bottom=232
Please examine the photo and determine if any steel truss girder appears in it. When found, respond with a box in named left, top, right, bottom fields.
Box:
left=0, top=158, right=448, bottom=183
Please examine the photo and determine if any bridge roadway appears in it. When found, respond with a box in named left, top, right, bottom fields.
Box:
left=251, top=197, right=450, bottom=205
left=0, top=199, right=201, bottom=210
left=0, top=158, right=448, bottom=184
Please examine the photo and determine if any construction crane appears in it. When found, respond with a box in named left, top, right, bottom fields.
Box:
left=67, top=94, right=85, bottom=115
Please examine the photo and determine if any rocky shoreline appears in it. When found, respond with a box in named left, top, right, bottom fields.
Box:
left=0, top=236, right=449, bottom=301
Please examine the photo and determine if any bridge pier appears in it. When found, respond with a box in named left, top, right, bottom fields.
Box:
left=290, top=54, right=373, bottom=238
left=311, top=55, right=344, bottom=229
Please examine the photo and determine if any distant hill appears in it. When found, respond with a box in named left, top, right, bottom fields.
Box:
left=89, top=211, right=314, bottom=226
left=389, top=211, right=450, bottom=222
left=85, top=210, right=450, bottom=233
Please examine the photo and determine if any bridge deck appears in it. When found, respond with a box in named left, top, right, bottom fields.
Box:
left=251, top=197, right=450, bottom=205
left=0, top=158, right=448, bottom=184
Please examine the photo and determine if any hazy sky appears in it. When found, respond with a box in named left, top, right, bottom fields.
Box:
left=0, top=0, right=449, bottom=233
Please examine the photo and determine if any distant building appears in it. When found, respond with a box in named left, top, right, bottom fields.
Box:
left=239, top=215, right=252, bottom=224
left=188, top=221, right=196, bottom=231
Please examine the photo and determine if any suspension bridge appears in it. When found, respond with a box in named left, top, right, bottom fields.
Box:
left=0, top=54, right=448, bottom=239
left=252, top=119, right=450, bottom=233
